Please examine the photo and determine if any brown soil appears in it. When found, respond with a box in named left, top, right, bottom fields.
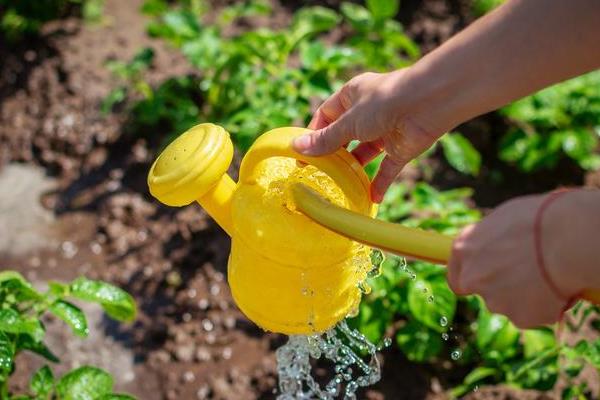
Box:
left=0, top=1, right=597, bottom=399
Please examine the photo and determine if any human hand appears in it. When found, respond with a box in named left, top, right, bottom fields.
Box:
left=447, top=193, right=586, bottom=328
left=292, top=70, right=442, bottom=203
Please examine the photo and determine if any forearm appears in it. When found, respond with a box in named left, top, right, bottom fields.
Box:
left=544, top=190, right=600, bottom=297
left=404, top=0, right=600, bottom=135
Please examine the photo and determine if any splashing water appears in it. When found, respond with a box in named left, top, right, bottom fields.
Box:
left=276, top=321, right=383, bottom=400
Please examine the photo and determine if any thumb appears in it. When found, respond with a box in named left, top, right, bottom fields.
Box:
left=293, top=113, right=355, bottom=156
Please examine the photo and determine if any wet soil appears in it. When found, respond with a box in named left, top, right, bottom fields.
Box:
left=0, top=0, right=597, bottom=399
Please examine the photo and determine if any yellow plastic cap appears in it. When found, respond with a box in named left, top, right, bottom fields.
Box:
left=147, top=124, right=233, bottom=206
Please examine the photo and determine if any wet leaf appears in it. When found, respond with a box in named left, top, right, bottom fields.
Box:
left=0, top=331, right=14, bottom=373
left=0, top=309, right=44, bottom=341
left=69, top=278, right=137, bottom=322
left=56, top=366, right=113, bottom=400
left=49, top=300, right=89, bottom=337
left=30, top=365, right=54, bottom=396
left=407, top=274, right=456, bottom=333
left=476, top=308, right=519, bottom=362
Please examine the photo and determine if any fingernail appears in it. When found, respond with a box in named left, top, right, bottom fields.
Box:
left=293, top=135, right=311, bottom=152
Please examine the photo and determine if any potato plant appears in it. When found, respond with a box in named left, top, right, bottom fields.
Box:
left=499, top=70, right=600, bottom=172
left=0, top=0, right=104, bottom=40
left=103, top=0, right=418, bottom=150
left=0, top=271, right=136, bottom=399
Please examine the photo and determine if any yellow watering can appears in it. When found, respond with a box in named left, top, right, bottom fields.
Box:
left=148, top=123, right=599, bottom=334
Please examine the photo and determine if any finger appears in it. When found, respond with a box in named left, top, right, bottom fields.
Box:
left=308, top=88, right=349, bottom=130
left=370, top=156, right=404, bottom=203
left=308, top=109, right=329, bottom=130
left=293, top=112, right=355, bottom=156
left=351, top=139, right=384, bottom=166
left=447, top=225, right=476, bottom=296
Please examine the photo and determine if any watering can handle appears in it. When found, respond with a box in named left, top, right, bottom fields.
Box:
left=291, top=183, right=600, bottom=305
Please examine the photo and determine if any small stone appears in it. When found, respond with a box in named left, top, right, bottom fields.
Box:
left=197, top=385, right=211, bottom=399
left=209, top=284, right=220, bottom=296
left=222, top=347, right=232, bottom=360
left=196, top=347, right=211, bottom=362
left=183, top=371, right=195, bottom=382
left=175, top=344, right=195, bottom=362
left=198, top=298, right=209, bottom=310
left=202, top=319, right=214, bottom=332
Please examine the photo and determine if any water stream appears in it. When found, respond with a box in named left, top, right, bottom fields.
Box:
left=276, top=321, right=383, bottom=400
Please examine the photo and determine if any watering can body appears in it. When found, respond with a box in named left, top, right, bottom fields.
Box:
left=148, top=124, right=376, bottom=334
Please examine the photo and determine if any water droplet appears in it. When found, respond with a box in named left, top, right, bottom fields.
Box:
left=427, top=295, right=434, bottom=303
left=383, top=337, right=392, bottom=347
left=440, top=316, right=448, bottom=327
left=442, top=333, right=449, bottom=341
left=275, top=321, right=381, bottom=399
left=201, top=319, right=214, bottom=332
left=357, top=281, right=371, bottom=294
left=451, top=349, right=462, bottom=360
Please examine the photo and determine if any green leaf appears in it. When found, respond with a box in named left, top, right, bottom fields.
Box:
left=0, top=271, right=27, bottom=283
left=0, top=331, right=14, bottom=373
left=56, top=366, right=114, bottom=400
left=463, top=366, right=498, bottom=385
left=407, top=274, right=456, bottom=333
left=0, top=309, right=44, bottom=342
left=49, top=301, right=89, bottom=337
left=351, top=298, right=393, bottom=344
left=450, top=366, right=499, bottom=398
left=511, top=348, right=559, bottom=390
left=366, top=0, right=399, bottom=19
left=30, top=365, right=54, bottom=396
left=69, top=278, right=137, bottom=322
left=16, top=334, right=59, bottom=363
left=476, top=307, right=520, bottom=362
left=340, top=3, right=372, bottom=31
left=562, top=129, right=597, bottom=158
left=472, top=0, right=504, bottom=16
left=0, top=271, right=41, bottom=300
left=523, top=328, right=556, bottom=359
left=291, top=6, right=340, bottom=41
left=440, top=132, right=481, bottom=176
left=396, top=320, right=443, bottom=362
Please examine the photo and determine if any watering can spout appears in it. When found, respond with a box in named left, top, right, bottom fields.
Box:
left=147, top=123, right=236, bottom=236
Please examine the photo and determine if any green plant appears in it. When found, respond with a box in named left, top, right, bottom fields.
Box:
left=471, top=0, right=504, bottom=17
left=0, top=271, right=137, bottom=399
left=339, top=0, right=420, bottom=71
left=107, top=0, right=417, bottom=150
left=499, top=71, right=600, bottom=172
left=0, top=0, right=104, bottom=40
left=439, top=132, right=482, bottom=176
left=102, top=48, right=155, bottom=114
